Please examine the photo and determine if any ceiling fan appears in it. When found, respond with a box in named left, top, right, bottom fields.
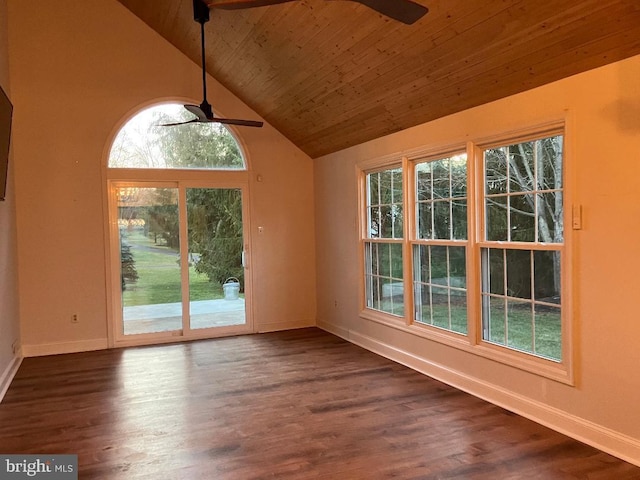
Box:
left=165, top=0, right=428, bottom=128
left=206, top=0, right=429, bottom=25
left=162, top=0, right=264, bottom=128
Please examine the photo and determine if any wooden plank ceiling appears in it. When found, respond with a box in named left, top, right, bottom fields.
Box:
left=115, top=0, right=640, bottom=158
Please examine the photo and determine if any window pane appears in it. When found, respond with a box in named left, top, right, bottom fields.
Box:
left=378, top=205, right=402, bottom=238
left=379, top=206, right=393, bottom=238
left=485, top=148, right=507, bottom=195
left=118, top=187, right=182, bottom=335
left=415, top=154, right=466, bottom=242
left=416, top=163, right=432, bottom=201
left=449, top=247, right=467, bottom=288
left=430, top=246, right=447, bottom=281
left=393, top=205, right=404, bottom=239
left=538, top=136, right=563, bottom=192
left=109, top=104, right=245, bottom=170
left=506, top=249, right=532, bottom=300
left=485, top=248, right=505, bottom=295
left=450, top=294, right=467, bottom=334
left=414, top=244, right=427, bottom=280
left=369, top=172, right=380, bottom=205
left=388, top=244, right=403, bottom=279
left=488, top=299, right=562, bottom=362
left=414, top=282, right=433, bottom=325
left=507, top=299, right=533, bottom=353
left=368, top=206, right=380, bottom=238
left=417, top=202, right=433, bottom=239
left=510, top=194, right=535, bottom=242
left=433, top=200, right=451, bottom=239
left=432, top=160, right=450, bottom=199
left=386, top=169, right=402, bottom=203
left=392, top=169, right=403, bottom=203
left=365, top=275, right=380, bottom=310
left=534, top=304, right=562, bottom=361
left=534, top=250, right=561, bottom=303
left=378, top=171, right=392, bottom=204
left=415, top=283, right=431, bottom=324
left=374, top=244, right=387, bottom=277
left=483, top=247, right=562, bottom=362
left=486, top=196, right=508, bottom=241
left=538, top=191, right=563, bottom=243
left=452, top=199, right=467, bottom=240
left=485, top=296, right=506, bottom=344
left=485, top=135, right=563, bottom=245
left=508, top=142, right=534, bottom=193
left=451, top=156, right=467, bottom=198
left=431, top=286, right=450, bottom=329
left=414, top=245, right=467, bottom=335
left=375, top=276, right=383, bottom=311
left=365, top=241, right=403, bottom=317
left=366, top=168, right=403, bottom=240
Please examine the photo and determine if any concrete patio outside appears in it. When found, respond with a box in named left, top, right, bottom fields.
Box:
left=123, top=298, right=245, bottom=335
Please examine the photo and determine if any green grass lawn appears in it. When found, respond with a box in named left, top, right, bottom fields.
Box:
left=415, top=303, right=468, bottom=335
left=378, top=293, right=561, bottom=361
left=486, top=305, right=561, bottom=361
left=121, top=231, right=224, bottom=307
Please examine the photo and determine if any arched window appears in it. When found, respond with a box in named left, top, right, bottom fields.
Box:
left=108, top=103, right=246, bottom=170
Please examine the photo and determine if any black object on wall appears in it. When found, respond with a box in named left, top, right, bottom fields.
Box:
left=0, top=85, right=12, bottom=201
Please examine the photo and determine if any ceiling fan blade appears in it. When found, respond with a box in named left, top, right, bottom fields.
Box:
left=185, top=104, right=263, bottom=127
left=337, top=0, right=428, bottom=24
left=211, top=118, right=264, bottom=127
left=205, top=0, right=296, bottom=10
left=206, top=0, right=428, bottom=24
left=159, top=119, right=199, bottom=127
left=184, top=104, right=209, bottom=121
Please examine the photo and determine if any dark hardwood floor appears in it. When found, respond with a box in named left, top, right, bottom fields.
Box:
left=1, top=328, right=638, bottom=479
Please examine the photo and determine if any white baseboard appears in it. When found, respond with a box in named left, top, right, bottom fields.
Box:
left=317, top=320, right=350, bottom=339
left=318, top=321, right=640, bottom=467
left=21, top=338, right=108, bottom=357
left=0, top=354, right=22, bottom=403
left=257, top=319, right=315, bottom=333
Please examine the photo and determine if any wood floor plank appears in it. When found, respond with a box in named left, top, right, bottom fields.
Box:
left=0, top=328, right=638, bottom=479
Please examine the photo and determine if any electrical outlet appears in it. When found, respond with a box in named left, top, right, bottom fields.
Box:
left=71, top=314, right=79, bottom=324
left=11, top=340, right=19, bottom=355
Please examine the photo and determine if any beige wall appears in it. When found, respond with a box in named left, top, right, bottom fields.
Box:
left=7, top=0, right=315, bottom=353
left=315, top=55, right=640, bottom=463
left=0, top=0, right=21, bottom=394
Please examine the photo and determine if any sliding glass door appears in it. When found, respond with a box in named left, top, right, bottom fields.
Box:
left=186, top=187, right=246, bottom=331
left=111, top=182, right=251, bottom=343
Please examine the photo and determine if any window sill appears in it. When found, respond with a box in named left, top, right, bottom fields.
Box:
left=359, top=307, right=574, bottom=386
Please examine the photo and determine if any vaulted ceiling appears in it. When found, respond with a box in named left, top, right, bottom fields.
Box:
left=116, top=0, right=640, bottom=158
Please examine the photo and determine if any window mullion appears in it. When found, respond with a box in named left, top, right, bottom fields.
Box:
left=468, top=141, right=482, bottom=345
left=403, top=156, right=414, bottom=326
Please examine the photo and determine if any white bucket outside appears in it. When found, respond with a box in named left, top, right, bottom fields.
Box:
left=223, top=277, right=240, bottom=300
